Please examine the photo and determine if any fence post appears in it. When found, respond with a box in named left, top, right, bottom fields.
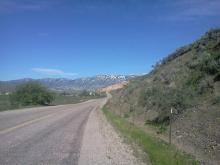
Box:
left=169, top=108, right=173, bottom=145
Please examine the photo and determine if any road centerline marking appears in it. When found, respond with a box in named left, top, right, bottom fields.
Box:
left=0, top=111, right=60, bottom=135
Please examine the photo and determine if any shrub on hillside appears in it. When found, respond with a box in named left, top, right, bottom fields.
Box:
left=199, top=52, right=220, bottom=75
left=10, top=82, right=55, bottom=106
left=186, top=52, right=219, bottom=93
left=138, top=86, right=190, bottom=123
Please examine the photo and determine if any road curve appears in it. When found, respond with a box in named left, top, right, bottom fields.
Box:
left=0, top=99, right=104, bottom=165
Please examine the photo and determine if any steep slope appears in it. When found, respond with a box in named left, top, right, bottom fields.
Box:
left=107, top=29, right=220, bottom=164
left=0, top=75, right=135, bottom=93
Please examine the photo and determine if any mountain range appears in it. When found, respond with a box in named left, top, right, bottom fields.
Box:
left=0, top=75, right=136, bottom=93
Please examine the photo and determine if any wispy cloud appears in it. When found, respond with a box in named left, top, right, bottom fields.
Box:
left=32, top=68, right=78, bottom=77
left=0, top=0, right=54, bottom=14
left=159, top=0, right=220, bottom=21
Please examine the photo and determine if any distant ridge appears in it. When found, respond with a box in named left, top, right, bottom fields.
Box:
left=0, top=75, right=136, bottom=93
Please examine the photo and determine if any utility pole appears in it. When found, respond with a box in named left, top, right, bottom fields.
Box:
left=169, top=108, right=173, bottom=145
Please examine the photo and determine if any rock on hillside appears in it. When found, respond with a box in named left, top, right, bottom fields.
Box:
left=99, top=81, right=129, bottom=93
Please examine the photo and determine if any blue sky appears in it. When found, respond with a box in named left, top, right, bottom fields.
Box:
left=1, top=0, right=220, bottom=80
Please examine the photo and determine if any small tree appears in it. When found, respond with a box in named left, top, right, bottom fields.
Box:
left=10, top=82, right=55, bottom=106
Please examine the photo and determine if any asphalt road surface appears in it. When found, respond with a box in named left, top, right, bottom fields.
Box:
left=0, top=99, right=104, bottom=165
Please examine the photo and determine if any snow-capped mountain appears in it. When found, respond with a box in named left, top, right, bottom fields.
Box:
left=0, top=75, right=136, bottom=93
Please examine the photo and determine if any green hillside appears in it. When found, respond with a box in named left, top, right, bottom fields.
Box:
left=107, top=29, right=220, bottom=164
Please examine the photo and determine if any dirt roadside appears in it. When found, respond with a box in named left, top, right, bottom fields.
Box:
left=78, top=99, right=146, bottom=165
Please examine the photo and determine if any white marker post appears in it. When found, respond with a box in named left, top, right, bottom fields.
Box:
left=169, top=108, right=173, bottom=145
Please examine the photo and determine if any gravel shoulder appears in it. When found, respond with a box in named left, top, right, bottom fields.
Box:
left=79, top=100, right=146, bottom=165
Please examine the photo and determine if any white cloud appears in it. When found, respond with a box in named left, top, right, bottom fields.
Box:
left=159, top=0, right=220, bottom=21
left=0, top=0, right=57, bottom=14
left=32, top=68, right=78, bottom=76
left=178, top=0, right=220, bottom=17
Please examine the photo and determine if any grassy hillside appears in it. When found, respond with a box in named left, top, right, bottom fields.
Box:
left=107, top=29, right=220, bottom=164
left=103, top=107, right=199, bottom=165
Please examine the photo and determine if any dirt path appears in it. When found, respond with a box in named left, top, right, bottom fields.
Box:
left=78, top=103, right=145, bottom=165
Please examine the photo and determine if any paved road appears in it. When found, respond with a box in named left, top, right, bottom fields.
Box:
left=0, top=99, right=104, bottom=165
